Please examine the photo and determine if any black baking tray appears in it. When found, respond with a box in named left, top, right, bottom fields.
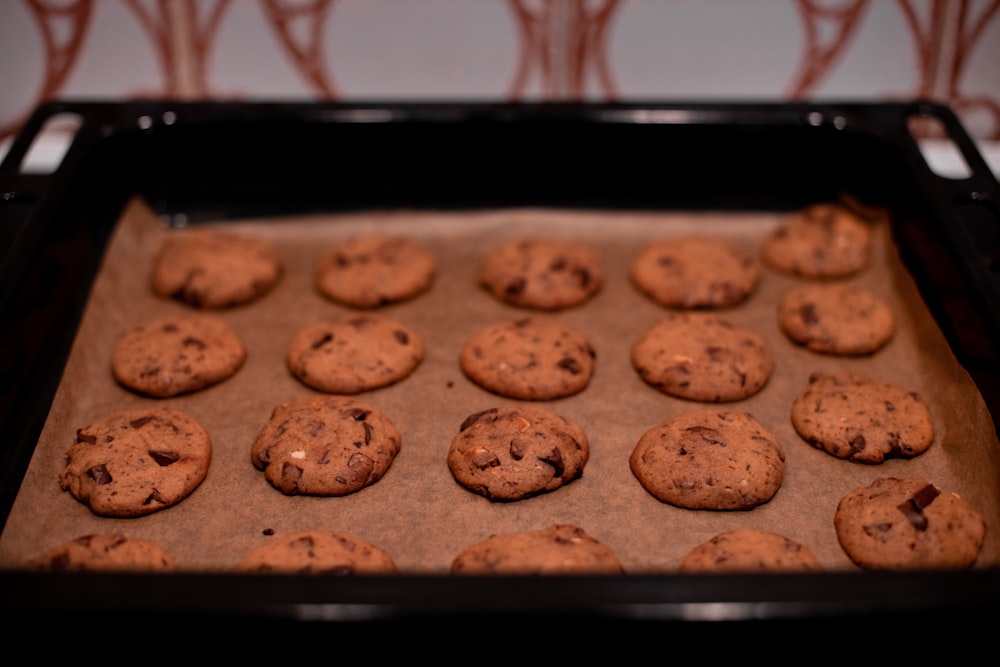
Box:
left=2, top=99, right=1000, bottom=633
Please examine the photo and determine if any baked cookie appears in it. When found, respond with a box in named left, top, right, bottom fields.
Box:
left=678, top=529, right=823, bottom=573
left=778, top=282, right=894, bottom=355
left=112, top=313, right=247, bottom=397
left=30, top=533, right=177, bottom=572
left=250, top=395, right=401, bottom=496
left=287, top=313, right=424, bottom=394
left=236, top=530, right=397, bottom=574
left=791, top=372, right=934, bottom=464
left=460, top=316, right=596, bottom=400
left=760, top=202, right=872, bottom=279
left=315, top=234, right=437, bottom=308
left=631, top=312, right=773, bottom=402
left=447, top=406, right=589, bottom=501
left=834, top=476, right=986, bottom=569
left=152, top=228, right=281, bottom=308
left=478, top=238, right=603, bottom=310
left=60, top=408, right=212, bottom=517
left=630, top=235, right=760, bottom=309
left=450, top=524, right=624, bottom=575
left=629, top=408, right=785, bottom=510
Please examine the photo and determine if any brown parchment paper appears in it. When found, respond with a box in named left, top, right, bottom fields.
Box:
left=2, top=197, right=999, bottom=574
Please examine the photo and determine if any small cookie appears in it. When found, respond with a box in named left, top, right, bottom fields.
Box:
left=460, top=316, right=596, bottom=400
left=778, top=282, right=894, bottom=355
left=678, top=529, right=823, bottom=573
left=236, top=530, right=397, bottom=574
left=315, top=234, right=437, bottom=308
left=629, top=408, right=785, bottom=510
left=478, top=238, right=603, bottom=310
left=287, top=313, right=424, bottom=394
left=631, top=312, right=773, bottom=402
left=59, top=408, right=212, bottom=517
left=250, top=395, right=401, bottom=496
left=447, top=406, right=589, bottom=501
left=630, top=235, right=760, bottom=309
left=450, top=524, right=624, bottom=575
left=30, top=534, right=177, bottom=572
left=112, top=314, right=247, bottom=397
left=834, top=476, right=986, bottom=569
left=760, top=202, right=872, bottom=279
left=152, top=229, right=281, bottom=308
left=791, top=372, right=934, bottom=463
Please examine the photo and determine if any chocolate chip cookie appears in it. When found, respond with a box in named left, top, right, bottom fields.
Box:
left=30, top=533, right=177, bottom=571
left=450, top=524, right=624, bottom=575
left=778, top=282, right=895, bottom=355
left=152, top=228, right=282, bottom=308
left=478, top=238, right=603, bottom=310
left=629, top=408, right=785, bottom=510
left=250, top=395, right=401, bottom=496
left=236, top=530, right=397, bottom=574
left=630, top=235, right=760, bottom=309
left=834, top=476, right=986, bottom=569
left=760, top=202, right=872, bottom=279
left=112, top=313, right=247, bottom=397
left=460, top=316, right=596, bottom=400
left=60, top=408, right=212, bottom=517
left=315, top=234, right=437, bottom=308
left=678, top=529, right=823, bottom=572
left=447, top=406, right=589, bottom=501
left=287, top=313, right=424, bottom=394
left=631, top=312, right=773, bottom=402
left=790, top=372, right=934, bottom=463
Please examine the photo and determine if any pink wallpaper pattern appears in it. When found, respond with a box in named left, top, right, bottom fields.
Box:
left=1, top=0, right=998, bottom=143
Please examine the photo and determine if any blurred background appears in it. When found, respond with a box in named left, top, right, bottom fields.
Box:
left=1, top=0, right=998, bottom=154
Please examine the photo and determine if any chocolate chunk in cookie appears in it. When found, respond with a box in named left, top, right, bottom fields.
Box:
left=236, top=530, right=397, bottom=574
left=451, top=524, right=624, bottom=575
left=460, top=316, right=596, bottom=400
left=790, top=372, right=934, bottom=463
left=630, top=235, right=760, bottom=309
left=778, top=282, right=894, bottom=355
left=448, top=406, right=589, bottom=501
left=834, top=476, right=986, bottom=569
left=478, top=238, right=603, bottom=310
left=152, top=229, right=282, bottom=308
left=112, top=314, right=247, bottom=397
left=250, top=395, right=401, bottom=496
left=631, top=312, right=773, bottom=402
left=315, top=234, right=437, bottom=308
left=60, top=408, right=212, bottom=517
left=287, top=313, right=424, bottom=394
left=629, top=408, right=785, bottom=510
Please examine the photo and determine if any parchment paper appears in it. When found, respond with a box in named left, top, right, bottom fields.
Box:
left=2, top=197, right=998, bottom=574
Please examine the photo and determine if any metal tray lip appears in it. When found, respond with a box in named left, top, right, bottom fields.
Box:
left=2, top=99, right=1000, bottom=622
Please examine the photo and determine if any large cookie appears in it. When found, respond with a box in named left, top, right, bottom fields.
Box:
left=112, top=313, right=247, bottom=397
left=447, top=406, right=589, bottom=501
left=790, top=372, right=934, bottom=463
left=450, top=524, right=624, bottom=575
left=30, top=533, right=177, bottom=572
left=315, top=234, right=437, bottom=308
left=631, top=312, right=773, bottom=402
left=629, top=408, right=785, bottom=510
left=287, top=313, right=424, bottom=394
left=60, top=408, right=212, bottom=517
left=778, top=282, right=894, bottom=355
left=478, top=238, right=603, bottom=310
left=236, top=530, right=397, bottom=574
left=152, top=229, right=282, bottom=308
left=678, top=529, right=823, bottom=572
left=250, top=395, right=401, bottom=496
left=834, top=476, right=986, bottom=569
left=760, top=202, right=872, bottom=279
left=460, top=316, right=596, bottom=400
left=630, top=235, right=760, bottom=309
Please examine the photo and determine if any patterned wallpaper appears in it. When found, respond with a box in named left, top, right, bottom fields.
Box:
left=1, top=0, right=998, bottom=145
